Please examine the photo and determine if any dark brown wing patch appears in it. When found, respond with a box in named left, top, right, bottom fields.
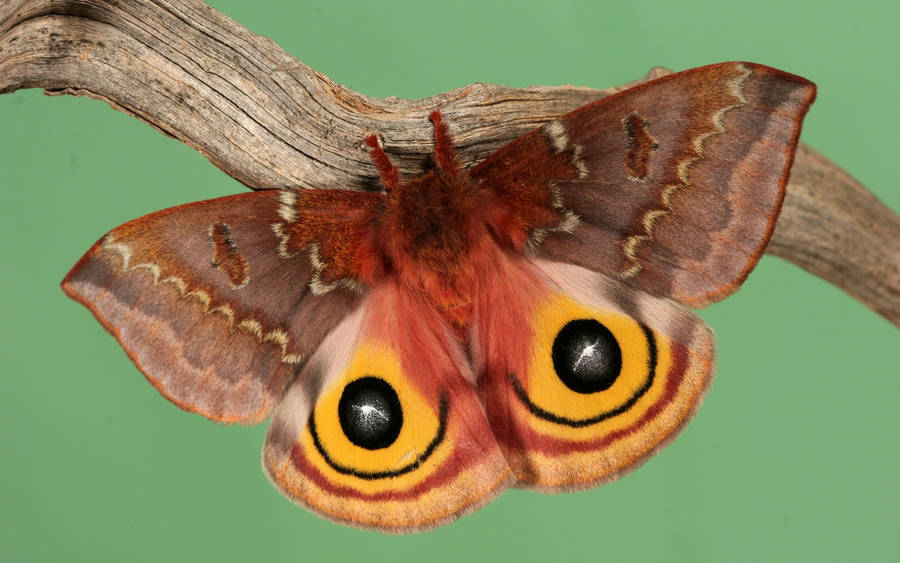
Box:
left=622, top=112, right=659, bottom=181
left=209, top=223, right=250, bottom=289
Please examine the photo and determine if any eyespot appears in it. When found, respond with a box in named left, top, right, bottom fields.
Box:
left=515, top=294, right=657, bottom=427
left=305, top=342, right=446, bottom=481
left=551, top=319, right=622, bottom=394
left=338, top=376, right=403, bottom=450
left=478, top=286, right=714, bottom=492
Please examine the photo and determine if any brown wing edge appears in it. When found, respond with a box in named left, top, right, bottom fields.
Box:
left=61, top=232, right=289, bottom=425
left=566, top=62, right=818, bottom=307
left=60, top=191, right=370, bottom=425
left=683, top=63, right=817, bottom=307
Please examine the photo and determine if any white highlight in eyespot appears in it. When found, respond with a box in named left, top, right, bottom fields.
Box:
left=573, top=339, right=601, bottom=371
left=355, top=404, right=389, bottom=422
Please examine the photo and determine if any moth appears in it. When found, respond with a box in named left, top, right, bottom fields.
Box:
left=63, top=62, right=816, bottom=532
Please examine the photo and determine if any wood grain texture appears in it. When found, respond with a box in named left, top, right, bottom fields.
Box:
left=768, top=144, right=900, bottom=323
left=1, top=0, right=897, bottom=326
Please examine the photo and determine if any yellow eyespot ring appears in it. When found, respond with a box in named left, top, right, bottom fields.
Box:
left=309, top=397, right=447, bottom=479
left=518, top=294, right=658, bottom=425
left=306, top=342, right=446, bottom=479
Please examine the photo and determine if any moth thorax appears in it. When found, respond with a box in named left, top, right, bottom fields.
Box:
left=392, top=169, right=480, bottom=271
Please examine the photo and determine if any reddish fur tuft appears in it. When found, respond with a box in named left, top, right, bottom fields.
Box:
left=365, top=134, right=399, bottom=191
left=429, top=111, right=459, bottom=175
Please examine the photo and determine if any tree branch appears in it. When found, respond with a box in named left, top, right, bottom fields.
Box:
left=2, top=0, right=897, bottom=326
left=768, top=144, right=900, bottom=324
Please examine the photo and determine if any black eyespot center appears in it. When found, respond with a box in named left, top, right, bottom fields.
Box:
left=338, top=376, right=403, bottom=450
left=552, top=318, right=622, bottom=394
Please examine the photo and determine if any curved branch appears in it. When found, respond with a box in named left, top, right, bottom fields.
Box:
left=2, top=0, right=898, bottom=326
left=768, top=144, right=900, bottom=324
left=0, top=0, right=665, bottom=187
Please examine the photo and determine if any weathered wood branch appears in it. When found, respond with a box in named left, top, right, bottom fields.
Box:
left=2, top=0, right=898, bottom=326
left=768, top=144, right=900, bottom=324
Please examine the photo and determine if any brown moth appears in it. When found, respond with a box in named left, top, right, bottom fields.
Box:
left=63, top=62, right=816, bottom=532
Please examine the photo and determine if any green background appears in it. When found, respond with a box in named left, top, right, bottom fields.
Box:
left=1, top=1, right=897, bottom=561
